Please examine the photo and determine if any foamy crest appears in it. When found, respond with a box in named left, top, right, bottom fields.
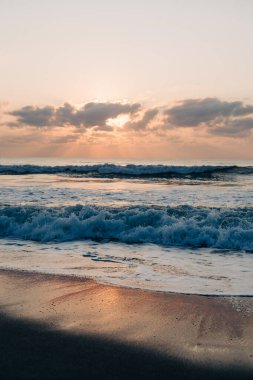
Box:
left=0, top=163, right=248, bottom=177
left=1, top=205, right=253, bottom=250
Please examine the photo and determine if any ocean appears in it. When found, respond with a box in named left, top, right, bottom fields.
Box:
left=0, top=158, right=252, bottom=295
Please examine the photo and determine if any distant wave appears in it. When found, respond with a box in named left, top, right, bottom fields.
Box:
left=0, top=163, right=252, bottom=178
left=1, top=204, right=253, bottom=250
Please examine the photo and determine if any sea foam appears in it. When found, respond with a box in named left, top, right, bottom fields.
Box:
left=1, top=204, right=253, bottom=250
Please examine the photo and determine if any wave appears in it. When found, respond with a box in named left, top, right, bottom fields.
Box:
left=1, top=204, right=253, bottom=250
left=0, top=163, right=253, bottom=178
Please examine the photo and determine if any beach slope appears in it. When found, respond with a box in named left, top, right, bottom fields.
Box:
left=0, top=270, right=252, bottom=379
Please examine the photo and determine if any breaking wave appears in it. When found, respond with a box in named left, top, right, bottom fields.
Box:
left=1, top=204, right=253, bottom=250
left=0, top=163, right=252, bottom=178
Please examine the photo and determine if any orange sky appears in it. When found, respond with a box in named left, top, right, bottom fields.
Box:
left=1, top=98, right=253, bottom=159
left=1, top=1, right=253, bottom=159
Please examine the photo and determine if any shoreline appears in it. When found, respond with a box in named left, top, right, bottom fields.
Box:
left=0, top=268, right=253, bottom=379
left=1, top=267, right=253, bottom=298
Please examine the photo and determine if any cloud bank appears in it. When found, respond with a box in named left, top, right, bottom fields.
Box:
left=9, top=102, right=141, bottom=129
left=3, top=98, right=253, bottom=139
left=164, top=98, right=253, bottom=137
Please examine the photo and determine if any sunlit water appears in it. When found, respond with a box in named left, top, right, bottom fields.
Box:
left=0, top=158, right=253, bottom=295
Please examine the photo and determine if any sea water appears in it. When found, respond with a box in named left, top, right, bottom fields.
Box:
left=0, top=158, right=252, bottom=295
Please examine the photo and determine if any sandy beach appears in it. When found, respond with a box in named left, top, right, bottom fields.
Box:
left=0, top=269, right=252, bottom=379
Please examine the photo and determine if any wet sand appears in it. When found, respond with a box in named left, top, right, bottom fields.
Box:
left=0, top=269, right=253, bottom=379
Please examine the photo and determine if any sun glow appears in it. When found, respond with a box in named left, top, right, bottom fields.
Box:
left=107, top=114, right=131, bottom=128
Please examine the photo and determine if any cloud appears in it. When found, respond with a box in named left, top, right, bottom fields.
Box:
left=9, top=102, right=141, bottom=129
left=232, top=105, right=253, bottom=117
left=11, top=105, right=55, bottom=127
left=5, top=97, right=253, bottom=139
left=74, top=102, right=140, bottom=127
left=210, top=117, right=253, bottom=137
left=49, top=134, right=80, bottom=144
left=165, top=98, right=253, bottom=127
left=124, top=108, right=159, bottom=130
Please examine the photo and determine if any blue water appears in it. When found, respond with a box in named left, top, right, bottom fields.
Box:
left=0, top=158, right=252, bottom=295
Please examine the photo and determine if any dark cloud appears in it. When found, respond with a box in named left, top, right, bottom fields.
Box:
left=11, top=105, right=55, bottom=127
left=210, top=118, right=253, bottom=137
left=9, top=102, right=141, bottom=129
left=232, top=105, right=253, bottom=117
left=165, top=98, right=253, bottom=127
left=49, top=134, right=80, bottom=144
left=93, top=124, right=114, bottom=132
left=55, top=103, right=76, bottom=125
left=74, top=102, right=140, bottom=127
left=124, top=108, right=159, bottom=130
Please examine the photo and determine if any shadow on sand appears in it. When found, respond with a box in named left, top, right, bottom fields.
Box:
left=0, top=313, right=252, bottom=380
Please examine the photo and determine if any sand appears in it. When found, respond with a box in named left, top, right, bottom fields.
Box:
left=0, top=269, right=253, bottom=379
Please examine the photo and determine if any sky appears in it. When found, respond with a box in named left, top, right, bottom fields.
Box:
left=1, top=0, right=253, bottom=159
